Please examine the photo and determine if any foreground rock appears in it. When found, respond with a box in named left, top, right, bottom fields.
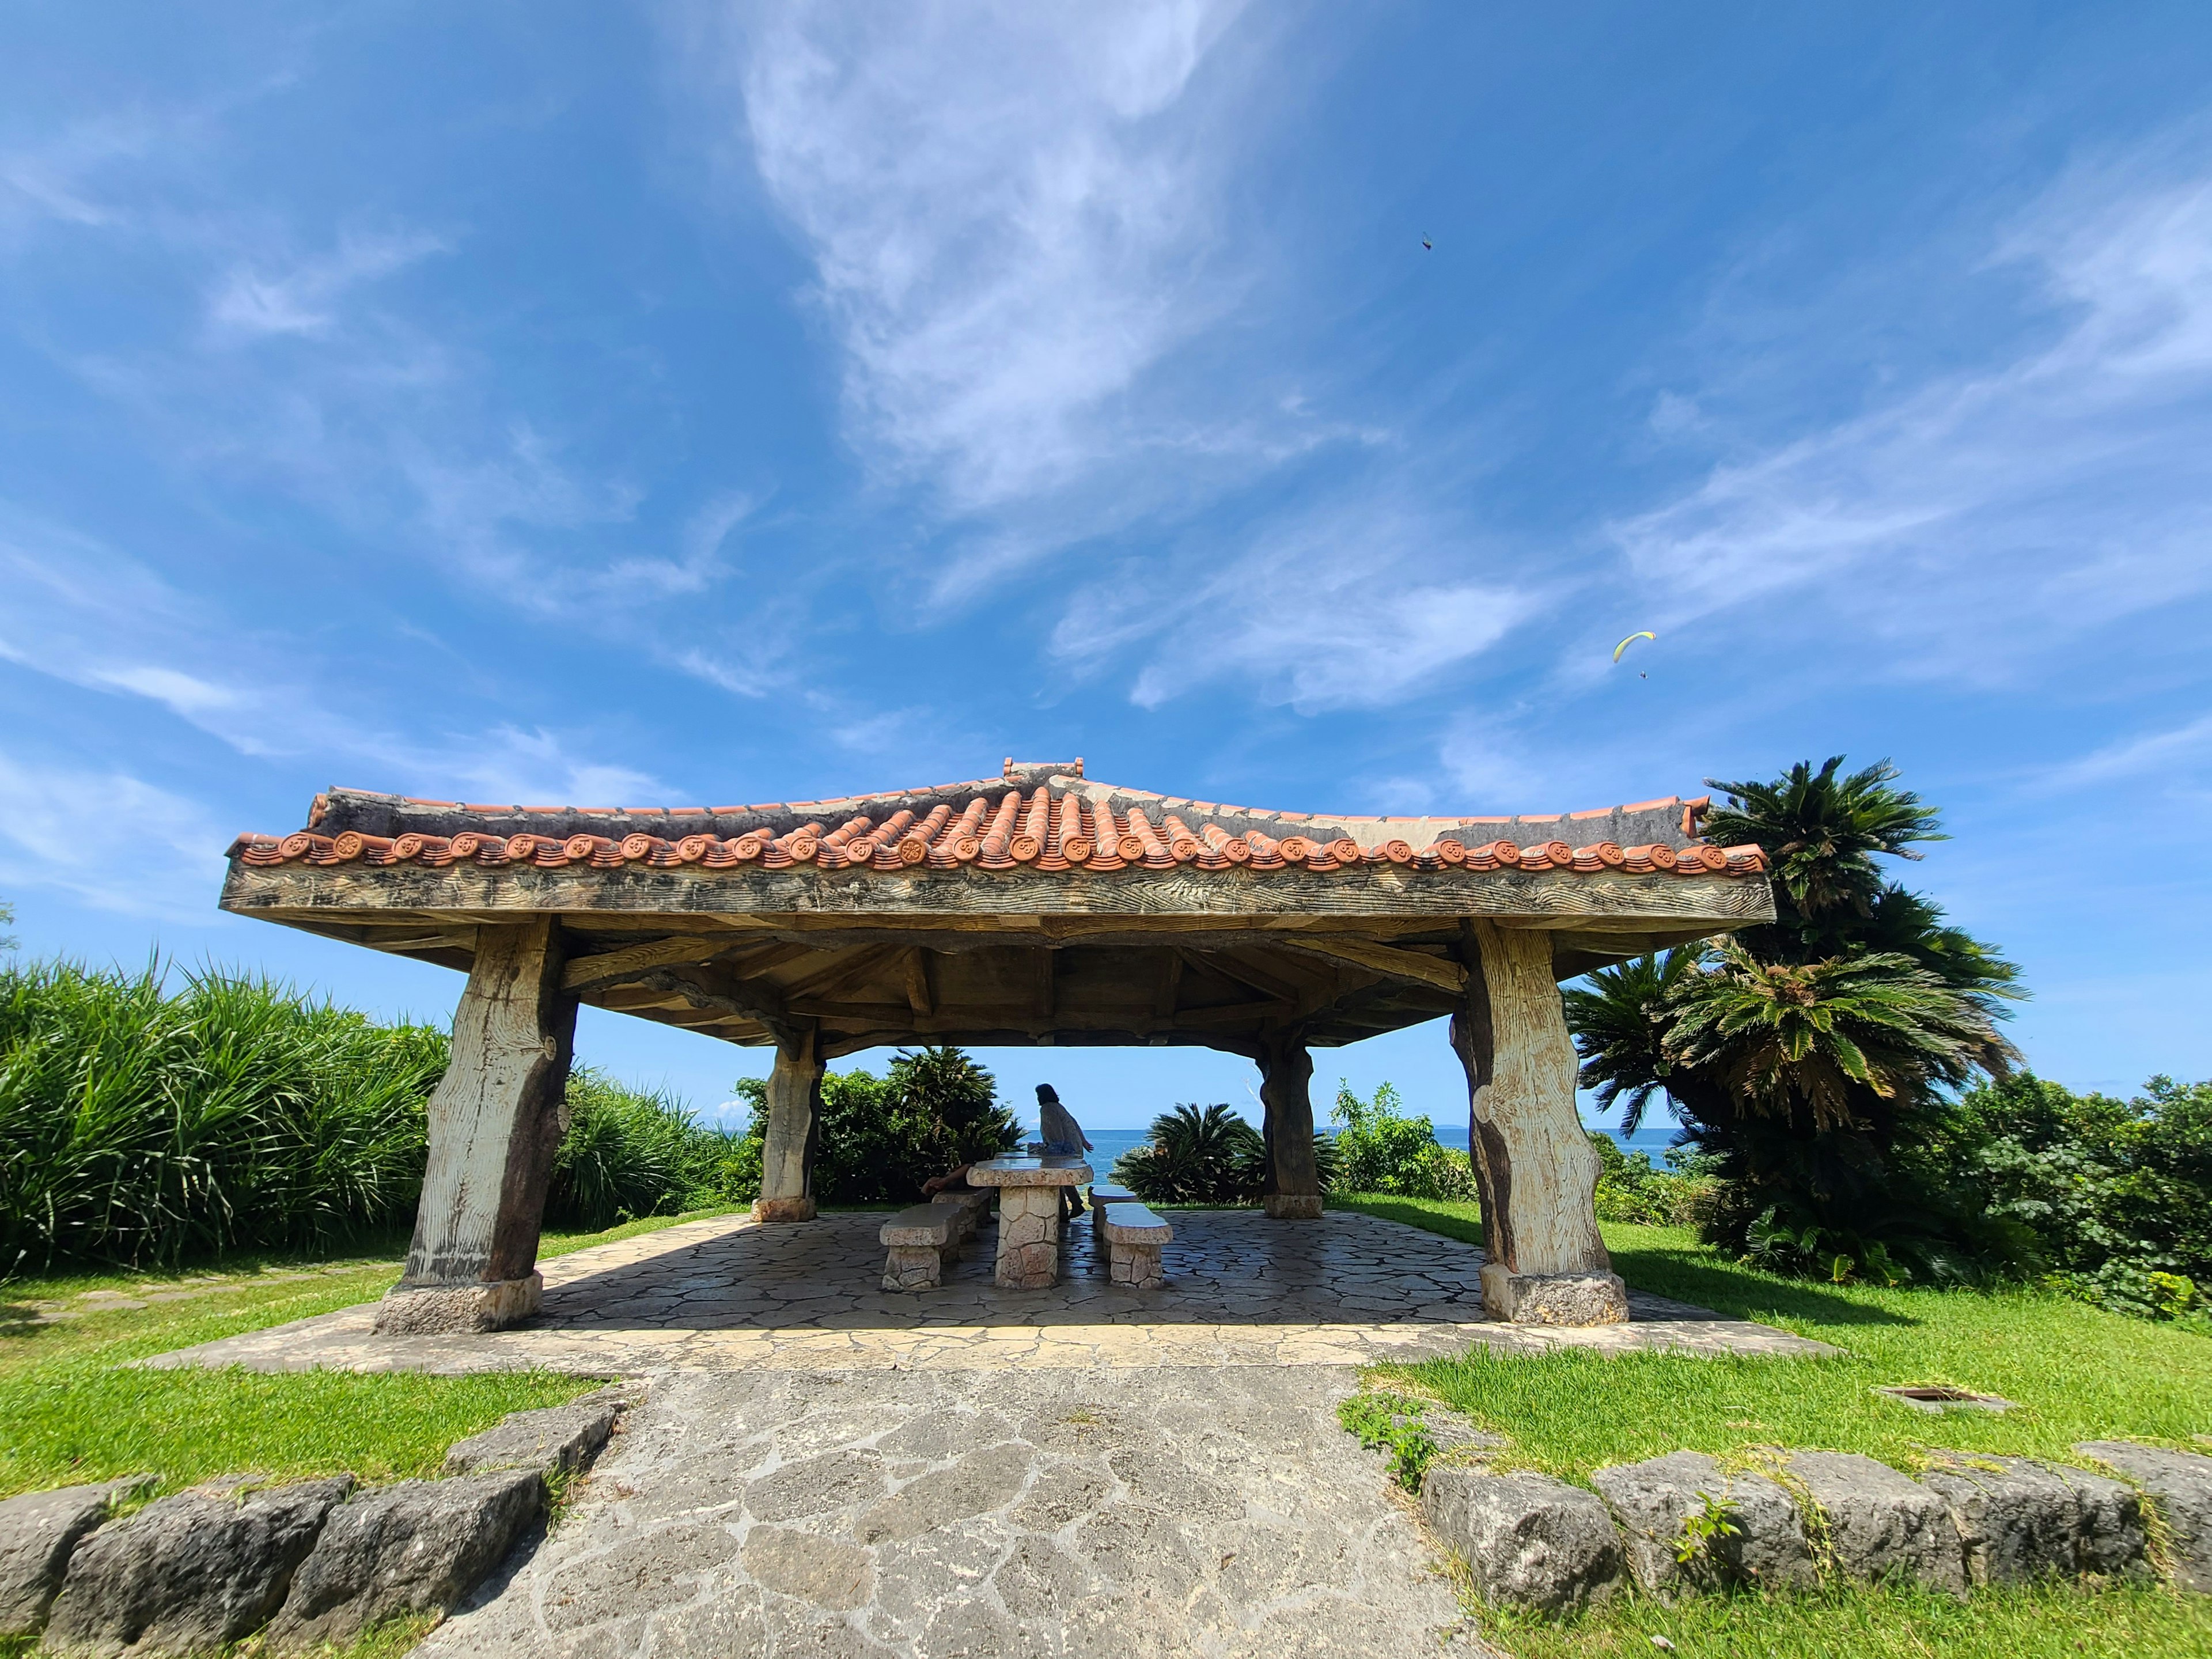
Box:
left=0, top=1477, right=152, bottom=1639
left=442, top=1396, right=624, bottom=1479
left=1422, top=1465, right=1623, bottom=1613
left=44, top=1476, right=353, bottom=1657
left=1919, top=1454, right=2147, bottom=1587
left=267, top=1470, right=546, bottom=1651
left=2077, top=1442, right=2212, bottom=1593
left=1593, top=1452, right=1816, bottom=1596
left=1782, top=1452, right=1965, bottom=1594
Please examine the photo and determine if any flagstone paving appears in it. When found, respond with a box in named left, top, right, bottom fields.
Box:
left=418, top=1366, right=1496, bottom=1658
left=145, top=1210, right=1834, bottom=1657
left=150, top=1209, right=1834, bottom=1376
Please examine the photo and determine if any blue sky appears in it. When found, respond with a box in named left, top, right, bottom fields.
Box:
left=4, top=4, right=2210, bottom=1134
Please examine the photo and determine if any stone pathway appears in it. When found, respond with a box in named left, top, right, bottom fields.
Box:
left=418, top=1366, right=1489, bottom=1658
left=137, top=1210, right=1836, bottom=1657
left=151, top=1210, right=1833, bottom=1376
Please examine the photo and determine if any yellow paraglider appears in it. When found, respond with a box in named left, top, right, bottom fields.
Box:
left=1612, top=631, right=1656, bottom=664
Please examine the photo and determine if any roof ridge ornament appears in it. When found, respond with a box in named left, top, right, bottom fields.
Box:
left=1003, top=756, right=1083, bottom=778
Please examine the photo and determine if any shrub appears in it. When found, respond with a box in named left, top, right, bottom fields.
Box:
left=0, top=959, right=447, bottom=1270
left=724, top=1046, right=1020, bottom=1206
left=548, top=1070, right=740, bottom=1232
left=1918, top=1071, right=2212, bottom=1321
left=1112, top=1102, right=1341, bottom=1204
left=1113, top=1104, right=1265, bottom=1203
left=0, top=956, right=742, bottom=1271
left=1329, top=1082, right=1477, bottom=1200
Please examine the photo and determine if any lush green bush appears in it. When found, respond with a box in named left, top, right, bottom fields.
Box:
left=1113, top=1103, right=1264, bottom=1203
left=1918, top=1072, right=2212, bottom=1322
left=548, top=1070, right=743, bottom=1232
left=1587, top=1132, right=1715, bottom=1228
left=0, top=957, right=741, bottom=1270
left=1328, top=1082, right=1476, bottom=1200
left=1111, top=1102, right=1341, bottom=1204
left=725, top=1046, right=1020, bottom=1206
left=0, top=960, right=446, bottom=1270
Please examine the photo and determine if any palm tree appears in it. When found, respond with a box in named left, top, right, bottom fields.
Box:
left=1668, top=943, right=2013, bottom=1131
left=1561, top=946, right=1709, bottom=1137
left=1565, top=756, right=2025, bottom=1275
left=1702, top=756, right=1944, bottom=948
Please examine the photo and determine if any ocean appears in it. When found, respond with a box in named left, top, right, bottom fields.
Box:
left=1050, top=1116, right=1679, bottom=1177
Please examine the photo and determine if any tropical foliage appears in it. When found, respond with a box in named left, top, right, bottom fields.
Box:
left=1919, top=1072, right=2212, bottom=1323
left=1565, top=756, right=2025, bottom=1283
left=1328, top=1082, right=1478, bottom=1200
left=1111, top=1102, right=1340, bottom=1204
left=0, top=957, right=745, bottom=1271
left=724, top=1046, right=1020, bottom=1206
left=548, top=1072, right=741, bottom=1232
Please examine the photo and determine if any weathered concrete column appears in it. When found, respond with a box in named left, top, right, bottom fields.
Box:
left=1257, top=1029, right=1324, bottom=1220
left=1450, top=920, right=1626, bottom=1325
left=754, top=1027, right=823, bottom=1223
left=376, top=918, right=575, bottom=1335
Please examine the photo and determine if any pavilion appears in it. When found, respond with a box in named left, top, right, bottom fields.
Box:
left=219, top=759, right=1772, bottom=1334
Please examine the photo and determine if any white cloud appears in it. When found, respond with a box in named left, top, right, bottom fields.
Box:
left=0, top=752, right=227, bottom=920
left=206, top=228, right=448, bottom=340
left=733, top=2, right=1244, bottom=514
left=1054, top=494, right=1540, bottom=714
left=0, top=505, right=671, bottom=808
left=2039, top=710, right=2212, bottom=791
left=684, top=0, right=1316, bottom=597
left=1608, top=160, right=2212, bottom=665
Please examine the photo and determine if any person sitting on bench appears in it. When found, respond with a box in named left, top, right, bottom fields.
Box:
left=1036, top=1083, right=1093, bottom=1218
left=921, top=1163, right=975, bottom=1199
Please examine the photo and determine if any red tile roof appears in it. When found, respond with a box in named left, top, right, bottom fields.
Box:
left=228, top=761, right=1766, bottom=881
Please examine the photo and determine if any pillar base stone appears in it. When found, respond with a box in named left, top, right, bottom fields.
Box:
left=372, top=1272, right=543, bottom=1335
left=1263, top=1194, right=1324, bottom=1220
left=1482, top=1264, right=1629, bottom=1326
left=753, top=1196, right=817, bottom=1223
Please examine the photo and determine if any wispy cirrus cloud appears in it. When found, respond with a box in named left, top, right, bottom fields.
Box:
left=206, top=227, right=448, bottom=339
left=2037, top=710, right=2212, bottom=793
left=0, top=751, right=228, bottom=921
left=0, top=505, right=666, bottom=806
left=1054, top=493, right=1540, bottom=714
left=731, top=2, right=1247, bottom=517
left=1609, top=156, right=2212, bottom=670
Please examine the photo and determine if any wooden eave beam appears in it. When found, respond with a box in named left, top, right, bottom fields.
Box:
left=1278, top=935, right=1467, bottom=993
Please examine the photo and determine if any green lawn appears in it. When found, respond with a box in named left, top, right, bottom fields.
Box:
left=1335, top=1195, right=2212, bottom=1655
left=0, top=1206, right=741, bottom=1501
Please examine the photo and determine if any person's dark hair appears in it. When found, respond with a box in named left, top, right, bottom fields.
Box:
left=1035, top=1084, right=1059, bottom=1104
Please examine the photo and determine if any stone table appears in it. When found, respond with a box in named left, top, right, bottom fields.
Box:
left=967, top=1157, right=1092, bottom=1289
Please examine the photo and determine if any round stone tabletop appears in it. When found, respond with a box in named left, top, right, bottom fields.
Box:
left=967, top=1156, right=1093, bottom=1187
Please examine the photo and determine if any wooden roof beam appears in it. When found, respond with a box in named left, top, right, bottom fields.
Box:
left=1278, top=935, right=1467, bottom=994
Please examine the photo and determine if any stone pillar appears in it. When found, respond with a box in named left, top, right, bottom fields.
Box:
left=1450, top=921, right=1626, bottom=1325
left=995, top=1185, right=1062, bottom=1288
left=1257, top=1029, right=1323, bottom=1220
left=755, top=1028, right=823, bottom=1223
left=376, top=918, right=575, bottom=1335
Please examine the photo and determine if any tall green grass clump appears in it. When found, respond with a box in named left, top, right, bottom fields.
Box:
left=0, top=957, right=753, bottom=1274
left=548, top=1070, right=743, bottom=1231
left=0, top=959, right=445, bottom=1271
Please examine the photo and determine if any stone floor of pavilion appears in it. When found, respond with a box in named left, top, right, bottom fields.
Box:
left=153, top=1208, right=1832, bottom=1376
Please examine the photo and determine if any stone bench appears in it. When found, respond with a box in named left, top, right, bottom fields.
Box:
left=1088, top=1182, right=1141, bottom=1219
left=1100, top=1203, right=1172, bottom=1289
left=881, top=1205, right=962, bottom=1291
left=932, top=1187, right=994, bottom=1241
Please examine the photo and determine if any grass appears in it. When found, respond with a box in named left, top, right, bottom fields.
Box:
left=0, top=1206, right=735, bottom=1500
left=1336, top=1196, right=2212, bottom=1653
